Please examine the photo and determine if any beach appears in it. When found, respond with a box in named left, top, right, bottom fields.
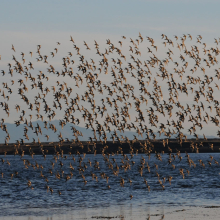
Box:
left=0, top=205, right=220, bottom=220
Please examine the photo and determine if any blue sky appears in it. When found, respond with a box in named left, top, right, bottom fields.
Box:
left=1, top=0, right=220, bottom=65
left=1, top=0, right=220, bottom=37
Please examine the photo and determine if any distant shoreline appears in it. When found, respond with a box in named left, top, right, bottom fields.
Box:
left=0, top=138, right=220, bottom=155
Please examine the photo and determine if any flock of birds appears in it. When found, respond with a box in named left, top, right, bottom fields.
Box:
left=0, top=33, right=220, bottom=199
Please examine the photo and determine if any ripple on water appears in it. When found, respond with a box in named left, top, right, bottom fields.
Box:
left=0, top=153, right=219, bottom=217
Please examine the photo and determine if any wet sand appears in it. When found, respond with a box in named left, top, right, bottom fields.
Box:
left=0, top=205, right=220, bottom=220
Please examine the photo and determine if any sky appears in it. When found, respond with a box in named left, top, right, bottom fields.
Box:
left=1, top=0, right=220, bottom=141
left=1, top=0, right=220, bottom=58
left=1, top=0, right=220, bottom=41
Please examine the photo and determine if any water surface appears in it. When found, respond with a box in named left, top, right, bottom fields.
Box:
left=0, top=153, right=220, bottom=219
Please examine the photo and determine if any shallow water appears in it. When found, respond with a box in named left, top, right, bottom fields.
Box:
left=0, top=153, right=220, bottom=219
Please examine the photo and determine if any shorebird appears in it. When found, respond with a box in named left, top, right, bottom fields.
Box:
left=0, top=33, right=220, bottom=201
